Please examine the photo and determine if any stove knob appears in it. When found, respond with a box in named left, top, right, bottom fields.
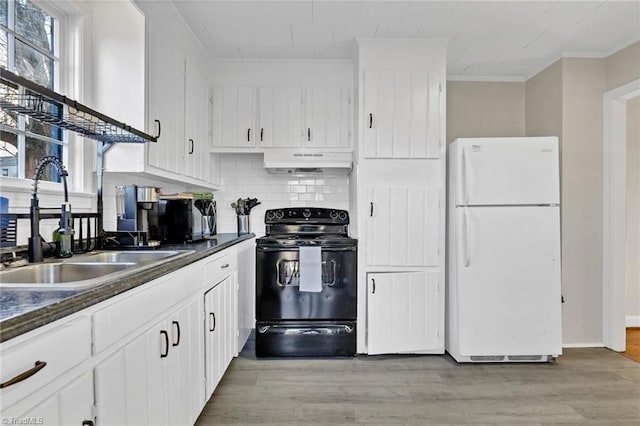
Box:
left=275, top=210, right=284, bottom=219
left=266, top=211, right=275, bottom=220
left=338, top=211, right=347, bottom=221
left=303, top=209, right=311, bottom=219
left=329, top=210, right=339, bottom=220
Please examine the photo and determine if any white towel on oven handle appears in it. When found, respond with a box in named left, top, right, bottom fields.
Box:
left=298, top=246, right=322, bottom=292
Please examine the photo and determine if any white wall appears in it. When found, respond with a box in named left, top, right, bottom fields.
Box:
left=214, top=154, right=350, bottom=236
left=627, top=96, right=640, bottom=325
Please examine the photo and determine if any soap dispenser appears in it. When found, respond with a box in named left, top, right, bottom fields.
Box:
left=53, top=202, right=74, bottom=258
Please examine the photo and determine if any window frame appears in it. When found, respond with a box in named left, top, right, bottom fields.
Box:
left=1, top=0, right=67, bottom=181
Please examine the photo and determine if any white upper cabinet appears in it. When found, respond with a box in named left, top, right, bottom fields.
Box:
left=304, top=87, right=351, bottom=149
left=363, top=70, right=442, bottom=159
left=146, top=19, right=185, bottom=176
left=212, top=86, right=351, bottom=151
left=258, top=87, right=304, bottom=148
left=100, top=1, right=215, bottom=188
left=212, top=86, right=257, bottom=148
left=184, top=60, right=210, bottom=182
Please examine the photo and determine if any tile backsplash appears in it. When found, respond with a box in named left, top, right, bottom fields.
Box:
left=215, top=154, right=350, bottom=236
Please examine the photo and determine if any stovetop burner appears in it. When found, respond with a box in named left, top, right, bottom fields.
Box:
left=259, top=207, right=355, bottom=247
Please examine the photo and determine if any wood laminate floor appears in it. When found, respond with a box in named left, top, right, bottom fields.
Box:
left=196, top=336, right=640, bottom=425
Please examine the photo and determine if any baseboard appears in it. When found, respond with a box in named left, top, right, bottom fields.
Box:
left=626, top=316, right=640, bottom=327
left=562, top=342, right=605, bottom=348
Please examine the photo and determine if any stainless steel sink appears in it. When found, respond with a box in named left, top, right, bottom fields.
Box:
left=0, top=249, right=195, bottom=290
left=77, top=250, right=189, bottom=264
left=0, top=262, right=135, bottom=289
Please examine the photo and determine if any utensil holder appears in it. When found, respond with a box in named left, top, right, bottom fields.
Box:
left=237, top=215, right=249, bottom=235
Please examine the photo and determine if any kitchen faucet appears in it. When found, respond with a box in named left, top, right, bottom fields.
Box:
left=28, top=156, right=74, bottom=262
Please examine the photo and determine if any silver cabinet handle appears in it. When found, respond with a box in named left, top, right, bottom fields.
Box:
left=221, top=263, right=230, bottom=269
left=372, top=278, right=376, bottom=294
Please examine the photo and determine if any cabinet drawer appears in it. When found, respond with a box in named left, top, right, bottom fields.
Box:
left=204, top=250, right=236, bottom=286
left=93, top=262, right=204, bottom=354
left=0, top=315, right=91, bottom=408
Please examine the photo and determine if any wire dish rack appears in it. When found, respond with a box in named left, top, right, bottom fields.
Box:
left=0, top=212, right=100, bottom=253
left=1, top=68, right=157, bottom=144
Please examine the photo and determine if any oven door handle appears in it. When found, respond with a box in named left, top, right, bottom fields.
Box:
left=258, top=325, right=354, bottom=335
left=257, top=246, right=356, bottom=252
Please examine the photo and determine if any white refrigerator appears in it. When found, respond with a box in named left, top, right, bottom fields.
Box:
left=446, top=137, right=562, bottom=363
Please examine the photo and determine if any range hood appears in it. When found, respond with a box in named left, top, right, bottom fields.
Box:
left=263, top=150, right=353, bottom=176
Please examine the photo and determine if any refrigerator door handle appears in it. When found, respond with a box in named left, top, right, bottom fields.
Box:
left=462, top=147, right=470, bottom=204
left=462, top=208, right=471, bottom=267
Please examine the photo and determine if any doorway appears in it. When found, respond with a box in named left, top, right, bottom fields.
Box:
left=602, top=79, right=640, bottom=352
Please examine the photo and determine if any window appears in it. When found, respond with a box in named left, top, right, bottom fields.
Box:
left=0, top=0, right=63, bottom=182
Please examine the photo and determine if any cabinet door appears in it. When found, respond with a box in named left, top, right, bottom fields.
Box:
left=212, top=86, right=257, bottom=148
left=4, top=373, right=94, bottom=424
left=258, top=87, right=303, bottom=148
left=204, top=281, right=224, bottom=399
left=167, top=297, right=204, bottom=425
left=363, top=70, right=441, bottom=159
left=367, top=271, right=441, bottom=354
left=147, top=22, right=186, bottom=174
left=184, top=60, right=210, bottom=181
left=222, top=271, right=239, bottom=366
left=94, top=331, right=152, bottom=425
left=304, top=87, right=351, bottom=149
left=94, top=297, right=203, bottom=426
left=366, top=186, right=440, bottom=267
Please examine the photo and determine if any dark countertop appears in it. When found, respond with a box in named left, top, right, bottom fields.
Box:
left=0, top=233, right=255, bottom=343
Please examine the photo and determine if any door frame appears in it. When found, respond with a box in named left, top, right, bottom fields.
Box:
left=602, top=78, right=640, bottom=351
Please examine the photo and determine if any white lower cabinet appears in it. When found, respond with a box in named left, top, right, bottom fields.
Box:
left=1, top=240, right=255, bottom=425
left=203, top=252, right=238, bottom=400
left=367, top=271, right=442, bottom=355
left=0, top=315, right=93, bottom=423
left=94, top=295, right=203, bottom=425
left=1, top=372, right=94, bottom=425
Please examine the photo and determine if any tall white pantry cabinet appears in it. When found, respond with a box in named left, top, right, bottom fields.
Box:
left=354, top=40, right=447, bottom=355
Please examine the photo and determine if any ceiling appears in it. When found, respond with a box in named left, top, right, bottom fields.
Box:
left=171, top=0, right=640, bottom=81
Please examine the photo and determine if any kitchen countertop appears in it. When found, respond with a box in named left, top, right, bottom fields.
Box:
left=0, top=233, right=255, bottom=343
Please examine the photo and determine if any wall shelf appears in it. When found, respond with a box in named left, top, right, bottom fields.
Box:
left=0, top=68, right=157, bottom=144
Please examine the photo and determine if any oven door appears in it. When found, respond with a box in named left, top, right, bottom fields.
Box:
left=256, top=245, right=357, bottom=321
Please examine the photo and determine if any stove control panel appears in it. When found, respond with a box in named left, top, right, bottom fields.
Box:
left=265, top=207, right=349, bottom=224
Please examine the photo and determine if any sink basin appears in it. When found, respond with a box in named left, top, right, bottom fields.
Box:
left=0, top=262, right=136, bottom=289
left=77, top=250, right=190, bottom=264
left=0, top=249, right=195, bottom=291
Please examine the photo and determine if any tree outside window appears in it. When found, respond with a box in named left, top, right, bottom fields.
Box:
left=0, top=0, right=63, bottom=182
